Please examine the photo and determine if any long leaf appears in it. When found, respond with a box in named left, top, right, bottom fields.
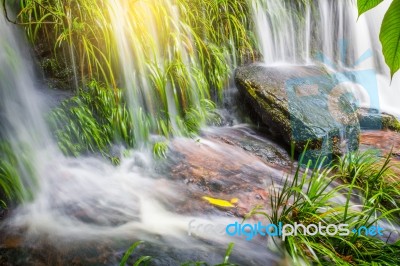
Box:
left=380, top=0, right=400, bottom=78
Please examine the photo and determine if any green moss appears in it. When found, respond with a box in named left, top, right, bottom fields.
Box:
left=382, top=115, right=400, bottom=132
left=240, top=79, right=323, bottom=153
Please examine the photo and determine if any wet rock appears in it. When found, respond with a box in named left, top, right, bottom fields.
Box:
left=235, top=63, right=360, bottom=158
left=167, top=133, right=290, bottom=218
left=201, top=125, right=292, bottom=167
left=360, top=130, right=400, bottom=156
left=360, top=130, right=400, bottom=178
left=357, top=108, right=400, bottom=132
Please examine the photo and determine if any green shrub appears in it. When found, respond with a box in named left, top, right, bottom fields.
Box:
left=245, top=150, right=400, bottom=265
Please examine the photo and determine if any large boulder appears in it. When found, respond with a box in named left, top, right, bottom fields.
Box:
left=235, top=63, right=360, bottom=159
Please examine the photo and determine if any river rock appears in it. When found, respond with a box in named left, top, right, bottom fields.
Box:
left=235, top=63, right=360, bottom=158
left=357, top=108, right=400, bottom=132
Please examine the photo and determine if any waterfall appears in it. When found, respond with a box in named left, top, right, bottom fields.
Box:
left=1, top=1, right=399, bottom=264
left=252, top=0, right=400, bottom=116
left=0, top=14, right=53, bottom=199
left=0, top=6, right=184, bottom=239
left=107, top=0, right=206, bottom=145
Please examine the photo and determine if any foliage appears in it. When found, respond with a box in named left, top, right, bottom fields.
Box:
left=245, top=149, right=400, bottom=265
left=379, top=0, right=400, bottom=78
left=48, top=80, right=132, bottom=157
left=48, top=81, right=221, bottom=158
left=357, top=0, right=384, bottom=16
left=358, top=0, right=400, bottom=78
left=0, top=142, right=24, bottom=204
left=16, top=0, right=116, bottom=88
left=12, top=0, right=254, bottom=150
left=0, top=141, right=36, bottom=205
left=119, top=241, right=236, bottom=266
left=152, top=141, right=168, bottom=159
left=336, top=150, right=400, bottom=212
left=119, top=241, right=152, bottom=266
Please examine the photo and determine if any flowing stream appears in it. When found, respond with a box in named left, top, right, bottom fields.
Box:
left=0, top=0, right=399, bottom=265
left=252, top=0, right=400, bottom=116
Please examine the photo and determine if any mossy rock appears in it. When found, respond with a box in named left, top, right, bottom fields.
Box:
left=357, top=108, right=400, bottom=132
left=235, top=63, right=360, bottom=159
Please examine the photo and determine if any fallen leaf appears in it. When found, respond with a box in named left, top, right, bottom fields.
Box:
left=202, top=196, right=238, bottom=207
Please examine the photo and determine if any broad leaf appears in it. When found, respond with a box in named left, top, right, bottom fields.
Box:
left=380, top=0, right=400, bottom=78
left=357, top=0, right=384, bottom=16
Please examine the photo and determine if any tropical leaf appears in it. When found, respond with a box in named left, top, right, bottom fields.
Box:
left=380, top=0, right=400, bottom=78
left=357, top=0, right=384, bottom=16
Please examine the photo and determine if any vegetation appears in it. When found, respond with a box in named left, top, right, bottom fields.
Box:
left=48, top=80, right=133, bottom=157
left=48, top=80, right=220, bottom=159
left=119, top=241, right=236, bottom=266
left=116, top=150, right=400, bottom=265
left=245, top=150, right=400, bottom=265
left=1, top=0, right=400, bottom=265
left=119, top=241, right=152, bottom=266
left=0, top=142, right=36, bottom=206
left=337, top=150, right=400, bottom=212
left=5, top=0, right=254, bottom=154
left=357, top=0, right=400, bottom=78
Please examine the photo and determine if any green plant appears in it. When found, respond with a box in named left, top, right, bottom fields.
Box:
left=48, top=81, right=222, bottom=158
left=13, top=0, right=255, bottom=150
left=119, top=241, right=152, bottom=266
left=16, top=0, right=117, bottom=88
left=0, top=141, right=36, bottom=205
left=48, top=80, right=133, bottom=157
left=152, top=141, right=168, bottom=159
left=181, top=243, right=237, bottom=266
left=245, top=150, right=400, bottom=265
left=357, top=0, right=400, bottom=78
left=119, top=242, right=236, bottom=266
left=336, top=150, right=400, bottom=213
left=0, top=142, right=24, bottom=204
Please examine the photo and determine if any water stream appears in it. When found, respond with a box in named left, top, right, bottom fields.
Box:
left=0, top=0, right=400, bottom=265
left=252, top=0, right=400, bottom=116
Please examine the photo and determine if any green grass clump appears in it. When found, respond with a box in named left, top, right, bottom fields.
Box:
left=337, top=150, right=400, bottom=212
left=119, top=241, right=236, bottom=266
left=48, top=80, right=133, bottom=157
left=0, top=141, right=36, bottom=206
left=0, top=142, right=24, bottom=204
left=152, top=141, right=168, bottom=159
left=245, top=150, right=400, bottom=265
left=48, top=81, right=220, bottom=159
left=14, top=0, right=255, bottom=150
left=119, top=241, right=152, bottom=266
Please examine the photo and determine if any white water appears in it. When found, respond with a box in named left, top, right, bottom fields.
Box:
left=0, top=15, right=53, bottom=197
left=0, top=15, right=280, bottom=264
left=108, top=0, right=206, bottom=145
left=0, top=10, right=204, bottom=246
left=252, top=0, right=400, bottom=116
left=1, top=1, right=400, bottom=264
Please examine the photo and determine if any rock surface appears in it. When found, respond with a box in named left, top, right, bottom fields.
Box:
left=235, top=63, right=360, bottom=157
left=360, top=130, right=400, bottom=178
left=357, top=108, right=400, bottom=132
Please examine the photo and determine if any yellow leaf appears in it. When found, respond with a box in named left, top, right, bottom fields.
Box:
left=230, top=198, right=239, bottom=204
left=202, top=196, right=238, bottom=208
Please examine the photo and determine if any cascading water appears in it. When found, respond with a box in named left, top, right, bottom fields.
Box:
left=0, top=4, right=180, bottom=242
left=108, top=0, right=209, bottom=145
left=0, top=6, right=282, bottom=264
left=0, top=13, right=52, bottom=199
left=252, top=0, right=400, bottom=116
left=1, top=0, right=400, bottom=265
